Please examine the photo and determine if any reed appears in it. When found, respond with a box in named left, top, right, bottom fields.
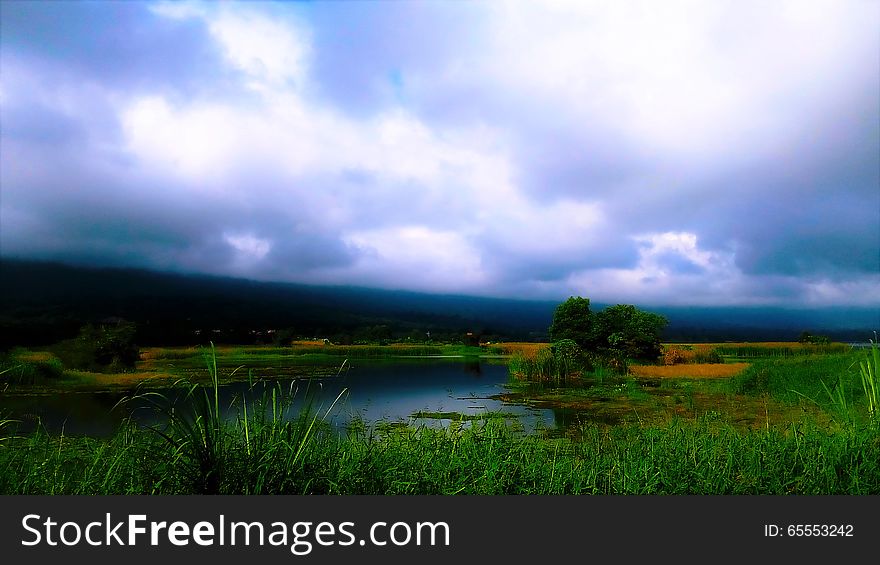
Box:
left=711, top=343, right=850, bottom=358
left=0, top=350, right=64, bottom=385
left=1, top=418, right=878, bottom=494
left=858, top=337, right=878, bottom=425
left=120, top=343, right=347, bottom=493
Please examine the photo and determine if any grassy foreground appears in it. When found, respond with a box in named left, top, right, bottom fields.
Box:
left=1, top=417, right=878, bottom=494
left=2, top=342, right=878, bottom=494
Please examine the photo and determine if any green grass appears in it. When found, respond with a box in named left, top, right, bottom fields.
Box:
left=712, top=343, right=851, bottom=358
left=410, top=411, right=518, bottom=421
left=0, top=350, right=65, bottom=385
left=117, top=343, right=347, bottom=493
left=858, top=339, right=879, bottom=426
left=134, top=344, right=482, bottom=385
left=212, top=344, right=470, bottom=359
left=728, top=353, right=864, bottom=406
left=507, top=348, right=618, bottom=386
left=1, top=418, right=877, bottom=494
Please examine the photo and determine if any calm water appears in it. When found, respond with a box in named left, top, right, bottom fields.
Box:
left=0, top=359, right=563, bottom=436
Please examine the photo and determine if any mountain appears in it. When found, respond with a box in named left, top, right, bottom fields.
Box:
left=1, top=259, right=876, bottom=347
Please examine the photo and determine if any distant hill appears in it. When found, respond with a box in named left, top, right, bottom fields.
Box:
left=0, top=259, right=876, bottom=347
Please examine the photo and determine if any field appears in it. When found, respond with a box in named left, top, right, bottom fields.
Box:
left=629, top=363, right=750, bottom=378
left=0, top=342, right=485, bottom=391
left=482, top=342, right=549, bottom=358
left=1, top=340, right=878, bottom=494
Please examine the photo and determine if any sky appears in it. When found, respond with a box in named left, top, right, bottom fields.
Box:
left=1, top=0, right=878, bottom=307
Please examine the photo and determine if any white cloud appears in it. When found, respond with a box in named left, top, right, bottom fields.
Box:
left=479, top=0, right=872, bottom=159
left=562, top=231, right=748, bottom=305
left=3, top=1, right=875, bottom=308
left=148, top=1, right=208, bottom=21
left=208, top=10, right=310, bottom=90
left=122, top=97, right=238, bottom=180
left=633, top=232, right=724, bottom=273
left=224, top=232, right=272, bottom=273
left=801, top=277, right=880, bottom=307
left=341, top=226, right=486, bottom=292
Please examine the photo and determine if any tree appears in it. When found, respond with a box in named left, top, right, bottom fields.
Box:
left=271, top=328, right=296, bottom=347
left=594, top=304, right=667, bottom=361
left=56, top=321, right=140, bottom=372
left=798, top=330, right=829, bottom=345
left=548, top=297, right=668, bottom=363
left=548, top=296, right=594, bottom=349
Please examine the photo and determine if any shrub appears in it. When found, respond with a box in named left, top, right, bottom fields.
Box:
left=661, top=346, right=724, bottom=365
left=798, top=331, right=830, bottom=345
left=661, top=346, right=692, bottom=365
left=53, top=322, right=139, bottom=372
left=0, top=352, right=64, bottom=384
left=693, top=348, right=724, bottom=364
left=551, top=339, right=591, bottom=375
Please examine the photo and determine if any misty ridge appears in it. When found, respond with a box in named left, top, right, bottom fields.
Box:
left=1, top=259, right=875, bottom=349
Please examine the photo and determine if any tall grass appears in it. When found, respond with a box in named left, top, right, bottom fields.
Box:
left=0, top=350, right=64, bottom=385
left=730, top=349, right=880, bottom=427
left=508, top=350, right=559, bottom=383
left=508, top=345, right=627, bottom=386
left=484, top=342, right=549, bottom=358
left=712, top=343, right=850, bottom=358
left=1, top=418, right=878, bottom=494
left=121, top=343, right=347, bottom=493
left=730, top=354, right=856, bottom=401
left=858, top=338, right=878, bottom=425
left=0, top=365, right=13, bottom=445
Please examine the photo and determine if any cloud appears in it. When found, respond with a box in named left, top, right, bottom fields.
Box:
left=1, top=0, right=877, bottom=307
left=340, top=226, right=486, bottom=292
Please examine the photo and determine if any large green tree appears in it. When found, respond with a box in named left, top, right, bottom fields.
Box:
left=548, top=297, right=667, bottom=361
left=548, top=296, right=594, bottom=349
left=594, top=304, right=667, bottom=360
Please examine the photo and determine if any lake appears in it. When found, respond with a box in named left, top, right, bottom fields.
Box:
left=0, top=359, right=565, bottom=436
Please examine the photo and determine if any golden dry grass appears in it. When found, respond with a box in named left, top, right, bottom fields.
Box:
left=297, top=343, right=438, bottom=351
left=14, top=351, right=56, bottom=363
left=629, top=363, right=750, bottom=379
left=65, top=370, right=179, bottom=387
left=684, top=342, right=840, bottom=350
left=139, top=346, right=201, bottom=360
left=486, top=342, right=550, bottom=359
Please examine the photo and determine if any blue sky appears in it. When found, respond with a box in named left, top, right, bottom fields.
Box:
left=1, top=0, right=878, bottom=307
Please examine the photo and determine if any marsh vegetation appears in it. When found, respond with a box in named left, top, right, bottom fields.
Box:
left=1, top=336, right=878, bottom=494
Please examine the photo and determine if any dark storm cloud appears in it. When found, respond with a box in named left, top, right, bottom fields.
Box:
left=478, top=234, right=641, bottom=285
left=651, top=252, right=705, bottom=276
left=1, top=97, right=85, bottom=146
left=696, top=87, right=880, bottom=278
left=1, top=1, right=226, bottom=94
